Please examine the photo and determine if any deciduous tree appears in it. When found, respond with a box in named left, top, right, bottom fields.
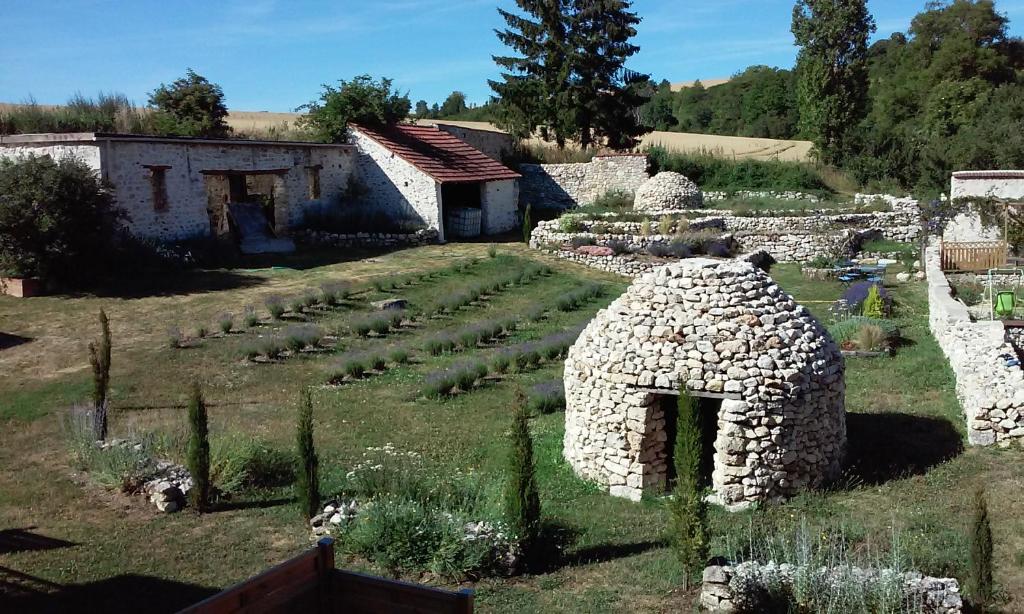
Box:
left=148, top=69, right=231, bottom=138
left=298, top=75, right=411, bottom=143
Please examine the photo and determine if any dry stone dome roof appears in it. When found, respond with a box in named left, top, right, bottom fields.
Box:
left=563, top=258, right=845, bottom=507
left=634, top=171, right=703, bottom=210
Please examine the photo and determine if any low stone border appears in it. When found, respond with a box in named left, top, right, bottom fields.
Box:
left=926, top=243, right=1024, bottom=446
left=296, top=228, right=439, bottom=249
left=801, top=266, right=838, bottom=280
left=701, top=562, right=962, bottom=613
left=704, top=190, right=821, bottom=203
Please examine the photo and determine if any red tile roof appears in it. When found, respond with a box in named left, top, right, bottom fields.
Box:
left=352, top=123, right=521, bottom=184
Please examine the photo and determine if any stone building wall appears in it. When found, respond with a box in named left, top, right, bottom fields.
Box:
left=519, top=154, right=649, bottom=209
left=481, top=179, right=519, bottom=234
left=563, top=259, right=846, bottom=507
left=350, top=128, right=443, bottom=238
left=0, top=142, right=103, bottom=171
left=926, top=244, right=1024, bottom=446
left=951, top=170, right=1024, bottom=201
left=433, top=123, right=516, bottom=162
left=0, top=137, right=355, bottom=242
left=102, top=140, right=353, bottom=241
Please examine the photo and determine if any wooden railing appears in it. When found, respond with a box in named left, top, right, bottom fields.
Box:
left=939, top=240, right=1008, bottom=272
left=179, top=538, right=473, bottom=614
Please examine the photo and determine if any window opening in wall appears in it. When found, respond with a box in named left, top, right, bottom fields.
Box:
left=661, top=393, right=721, bottom=491
left=144, top=165, right=171, bottom=212
left=306, top=165, right=322, bottom=200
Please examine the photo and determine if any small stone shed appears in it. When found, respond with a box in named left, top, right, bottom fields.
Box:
left=0, top=132, right=354, bottom=243
left=563, top=258, right=846, bottom=508
left=349, top=124, right=521, bottom=241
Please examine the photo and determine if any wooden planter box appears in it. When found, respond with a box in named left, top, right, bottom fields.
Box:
left=0, top=277, right=43, bottom=297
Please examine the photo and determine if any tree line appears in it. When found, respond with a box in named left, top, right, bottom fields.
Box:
left=638, top=0, right=1024, bottom=193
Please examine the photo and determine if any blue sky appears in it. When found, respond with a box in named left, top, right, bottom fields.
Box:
left=2, top=0, right=1023, bottom=112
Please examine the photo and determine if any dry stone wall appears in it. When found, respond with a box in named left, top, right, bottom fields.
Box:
left=432, top=123, right=516, bottom=162
left=519, top=154, right=649, bottom=209
left=701, top=562, right=962, bottom=613
left=563, top=259, right=846, bottom=507
left=926, top=244, right=1024, bottom=446
left=296, top=228, right=439, bottom=249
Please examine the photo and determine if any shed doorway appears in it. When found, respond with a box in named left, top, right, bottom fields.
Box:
left=660, top=393, right=721, bottom=492
left=441, top=182, right=484, bottom=240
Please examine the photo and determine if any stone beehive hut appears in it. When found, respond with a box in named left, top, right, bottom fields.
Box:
left=633, top=171, right=704, bottom=210
left=563, top=258, right=846, bottom=508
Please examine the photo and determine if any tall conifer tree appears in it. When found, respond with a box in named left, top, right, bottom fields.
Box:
left=791, top=0, right=875, bottom=164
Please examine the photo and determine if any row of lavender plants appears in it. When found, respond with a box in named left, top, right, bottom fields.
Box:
left=167, top=258, right=491, bottom=348
left=421, top=327, right=585, bottom=399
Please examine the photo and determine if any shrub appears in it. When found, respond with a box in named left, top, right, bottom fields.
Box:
left=862, top=284, right=886, bottom=318
left=841, top=282, right=891, bottom=315
left=62, top=406, right=156, bottom=492
left=88, top=310, right=112, bottom=441
left=488, top=244, right=498, bottom=258
left=386, top=309, right=405, bottom=329
left=424, top=335, right=456, bottom=356
left=334, top=355, right=367, bottom=380
left=351, top=317, right=373, bottom=337
left=672, top=390, right=708, bottom=590
left=243, top=305, right=259, bottom=328
left=370, top=316, right=392, bottom=336
left=195, top=325, right=208, bottom=339
left=0, top=154, right=125, bottom=281
left=505, top=392, right=541, bottom=561
left=302, top=289, right=319, bottom=309
left=265, top=295, right=286, bottom=320
left=855, top=324, right=886, bottom=352
left=606, top=240, right=630, bottom=255
left=590, top=222, right=609, bottom=235
left=149, top=69, right=231, bottom=137
left=210, top=437, right=295, bottom=494
left=187, top=381, right=211, bottom=513
left=458, top=328, right=480, bottom=349
left=283, top=325, right=312, bottom=353
left=590, top=189, right=634, bottom=212
left=388, top=347, right=410, bottom=365
left=827, top=316, right=898, bottom=345
left=648, top=242, right=670, bottom=258
left=666, top=240, right=693, bottom=259
left=970, top=487, right=994, bottom=606
left=296, top=389, right=320, bottom=520
left=218, top=313, right=233, bottom=335
left=490, top=350, right=513, bottom=374
left=527, top=381, right=565, bottom=414
left=559, top=215, right=584, bottom=233
left=953, top=282, right=984, bottom=307
left=240, top=344, right=259, bottom=361
left=259, top=337, right=285, bottom=360
left=658, top=215, right=675, bottom=235
left=423, top=371, right=457, bottom=398
left=288, top=296, right=307, bottom=314
left=167, top=326, right=184, bottom=349
left=321, top=281, right=351, bottom=306
left=570, top=235, right=596, bottom=249
left=368, top=353, right=387, bottom=371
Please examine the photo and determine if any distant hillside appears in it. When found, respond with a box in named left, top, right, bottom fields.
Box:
left=669, top=77, right=732, bottom=92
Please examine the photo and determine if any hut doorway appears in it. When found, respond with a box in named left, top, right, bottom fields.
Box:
left=660, top=393, right=721, bottom=491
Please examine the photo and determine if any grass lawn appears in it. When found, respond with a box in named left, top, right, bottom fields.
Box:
left=1, top=242, right=1022, bottom=613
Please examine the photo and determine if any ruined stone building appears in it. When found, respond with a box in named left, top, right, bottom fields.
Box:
left=0, top=125, right=523, bottom=248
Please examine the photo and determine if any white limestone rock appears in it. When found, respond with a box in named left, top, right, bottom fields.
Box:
left=634, top=172, right=703, bottom=211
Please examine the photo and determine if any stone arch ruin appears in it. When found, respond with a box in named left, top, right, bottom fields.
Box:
left=563, top=258, right=846, bottom=509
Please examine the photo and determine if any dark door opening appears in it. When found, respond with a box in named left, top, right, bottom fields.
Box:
left=441, top=182, right=484, bottom=240
left=661, top=394, right=721, bottom=491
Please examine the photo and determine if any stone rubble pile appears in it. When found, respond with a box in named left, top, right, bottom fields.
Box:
left=310, top=499, right=361, bottom=536
left=142, top=461, right=193, bottom=513
left=701, top=562, right=962, bottom=613
left=563, top=258, right=846, bottom=506
left=634, top=171, right=704, bottom=211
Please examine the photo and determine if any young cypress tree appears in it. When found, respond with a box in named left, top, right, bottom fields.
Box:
left=296, top=388, right=320, bottom=520
left=186, top=381, right=211, bottom=513
left=522, top=203, right=533, bottom=244
left=88, top=309, right=112, bottom=440
left=969, top=487, right=994, bottom=606
left=505, top=390, right=541, bottom=562
left=671, top=389, right=708, bottom=590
